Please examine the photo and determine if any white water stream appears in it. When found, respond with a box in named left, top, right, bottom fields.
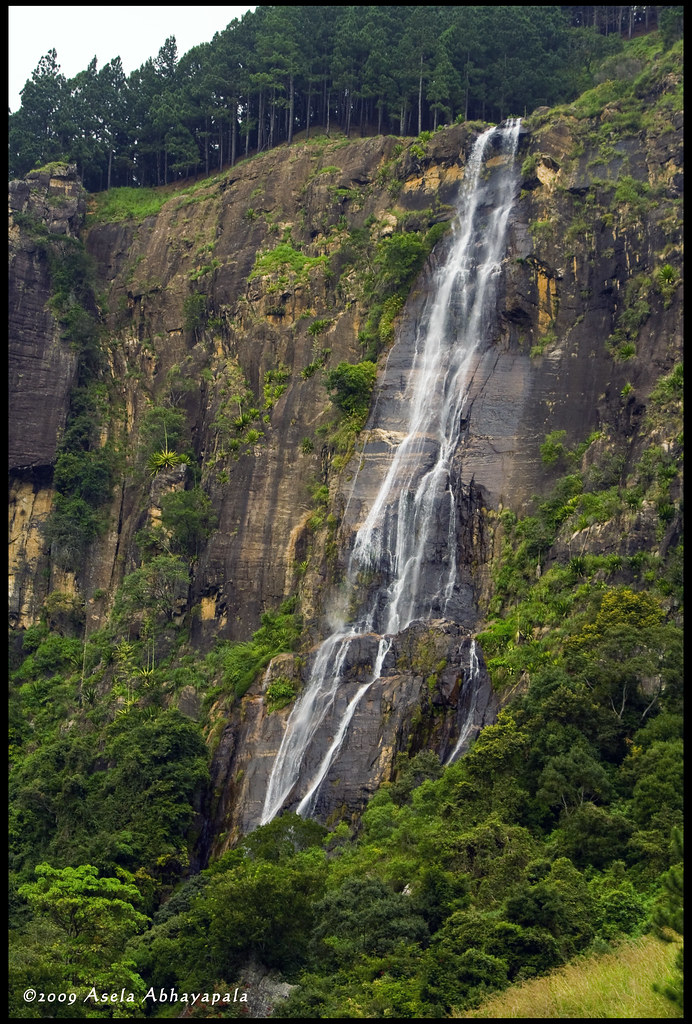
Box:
left=445, top=639, right=481, bottom=765
left=261, top=120, right=521, bottom=824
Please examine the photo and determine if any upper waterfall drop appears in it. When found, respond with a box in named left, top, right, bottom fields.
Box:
left=261, top=119, right=522, bottom=826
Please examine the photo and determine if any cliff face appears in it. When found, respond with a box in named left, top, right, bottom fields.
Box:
left=9, top=165, right=87, bottom=472
left=9, top=165, right=87, bottom=626
left=8, top=64, right=683, bottom=842
left=81, top=129, right=472, bottom=643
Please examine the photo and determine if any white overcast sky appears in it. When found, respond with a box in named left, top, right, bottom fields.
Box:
left=8, top=6, right=257, bottom=113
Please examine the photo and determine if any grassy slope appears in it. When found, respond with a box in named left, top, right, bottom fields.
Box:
left=456, top=935, right=682, bottom=1018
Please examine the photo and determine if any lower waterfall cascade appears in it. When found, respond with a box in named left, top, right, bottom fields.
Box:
left=261, top=119, right=522, bottom=826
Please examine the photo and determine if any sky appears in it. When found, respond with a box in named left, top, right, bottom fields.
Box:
left=8, top=6, right=256, bottom=113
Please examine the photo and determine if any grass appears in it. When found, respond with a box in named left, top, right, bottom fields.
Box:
left=248, top=242, right=329, bottom=282
left=87, top=186, right=172, bottom=224
left=455, top=935, right=683, bottom=1018
left=86, top=172, right=225, bottom=225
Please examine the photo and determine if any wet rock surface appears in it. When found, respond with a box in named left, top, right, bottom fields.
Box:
left=202, top=619, right=497, bottom=856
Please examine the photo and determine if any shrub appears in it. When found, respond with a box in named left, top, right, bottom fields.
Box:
left=44, top=495, right=106, bottom=569
left=266, top=678, right=297, bottom=712
left=540, top=430, right=567, bottom=466
left=249, top=243, right=328, bottom=282
left=18, top=634, right=83, bottom=679
left=217, top=598, right=301, bottom=700
left=325, top=361, right=377, bottom=418
left=308, top=318, right=333, bottom=337
left=148, top=449, right=191, bottom=475
left=114, top=555, right=190, bottom=625
left=160, top=488, right=218, bottom=557
left=374, top=232, right=428, bottom=294
left=183, top=293, right=208, bottom=333
left=53, top=448, right=116, bottom=506
left=140, top=406, right=190, bottom=462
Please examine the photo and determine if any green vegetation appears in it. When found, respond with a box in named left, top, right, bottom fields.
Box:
left=325, top=361, right=377, bottom=418
left=208, top=597, right=301, bottom=700
left=147, top=447, right=191, bottom=475
left=201, top=356, right=278, bottom=468
left=11, top=863, right=150, bottom=1015
left=656, top=263, right=680, bottom=308
left=182, top=292, right=207, bottom=333
left=265, top=678, right=298, bottom=712
left=160, top=489, right=217, bottom=557
left=26, top=226, right=118, bottom=571
left=249, top=243, right=328, bottom=284
left=607, top=296, right=648, bottom=357
left=457, top=934, right=683, bottom=1018
left=86, top=187, right=172, bottom=225
left=11, top=7, right=634, bottom=190
left=114, top=555, right=190, bottom=628
left=9, top=706, right=209, bottom=882
left=355, top=231, right=433, bottom=360
left=263, top=365, right=291, bottom=410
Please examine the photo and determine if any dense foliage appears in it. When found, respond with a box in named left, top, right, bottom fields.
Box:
left=9, top=6, right=672, bottom=191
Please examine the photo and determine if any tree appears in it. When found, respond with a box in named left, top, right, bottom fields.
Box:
left=18, top=863, right=148, bottom=943
left=505, top=857, right=595, bottom=957
left=189, top=851, right=328, bottom=980
left=651, top=829, right=683, bottom=1009
left=11, top=864, right=148, bottom=1016
left=563, top=589, right=681, bottom=724
left=312, top=877, right=429, bottom=967
left=536, top=736, right=612, bottom=814
left=551, top=801, right=633, bottom=868
left=154, top=35, right=179, bottom=82
left=406, top=6, right=439, bottom=134
left=9, top=49, right=68, bottom=177
left=422, top=910, right=510, bottom=1011
left=98, top=57, right=129, bottom=189
left=238, top=812, right=327, bottom=863
left=428, top=42, right=458, bottom=128
left=658, top=7, right=684, bottom=49
left=139, top=405, right=189, bottom=460
left=114, top=555, right=190, bottom=625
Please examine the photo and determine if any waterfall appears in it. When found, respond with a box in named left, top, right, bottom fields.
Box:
left=261, top=120, right=521, bottom=826
left=445, top=639, right=481, bottom=765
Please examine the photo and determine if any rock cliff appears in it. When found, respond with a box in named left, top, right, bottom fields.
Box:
left=8, top=56, right=683, bottom=846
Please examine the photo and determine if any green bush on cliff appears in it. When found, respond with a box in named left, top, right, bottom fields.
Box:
left=249, top=243, right=329, bottom=284
left=325, top=361, right=377, bottom=419
left=265, top=678, right=297, bottom=712
left=182, top=292, right=208, bottom=333
left=139, top=405, right=191, bottom=463
left=210, top=597, right=302, bottom=700
left=159, top=487, right=218, bottom=558
left=113, top=555, right=190, bottom=626
left=44, top=495, right=108, bottom=570
left=356, top=230, right=436, bottom=360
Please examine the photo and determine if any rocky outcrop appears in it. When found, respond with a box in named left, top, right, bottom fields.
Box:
left=8, top=164, right=86, bottom=472
left=202, top=619, right=497, bottom=856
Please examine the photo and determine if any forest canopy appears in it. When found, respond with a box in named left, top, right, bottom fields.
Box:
left=8, top=5, right=668, bottom=191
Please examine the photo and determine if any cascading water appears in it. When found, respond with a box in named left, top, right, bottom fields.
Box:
left=445, top=639, right=481, bottom=765
left=261, top=120, right=521, bottom=825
